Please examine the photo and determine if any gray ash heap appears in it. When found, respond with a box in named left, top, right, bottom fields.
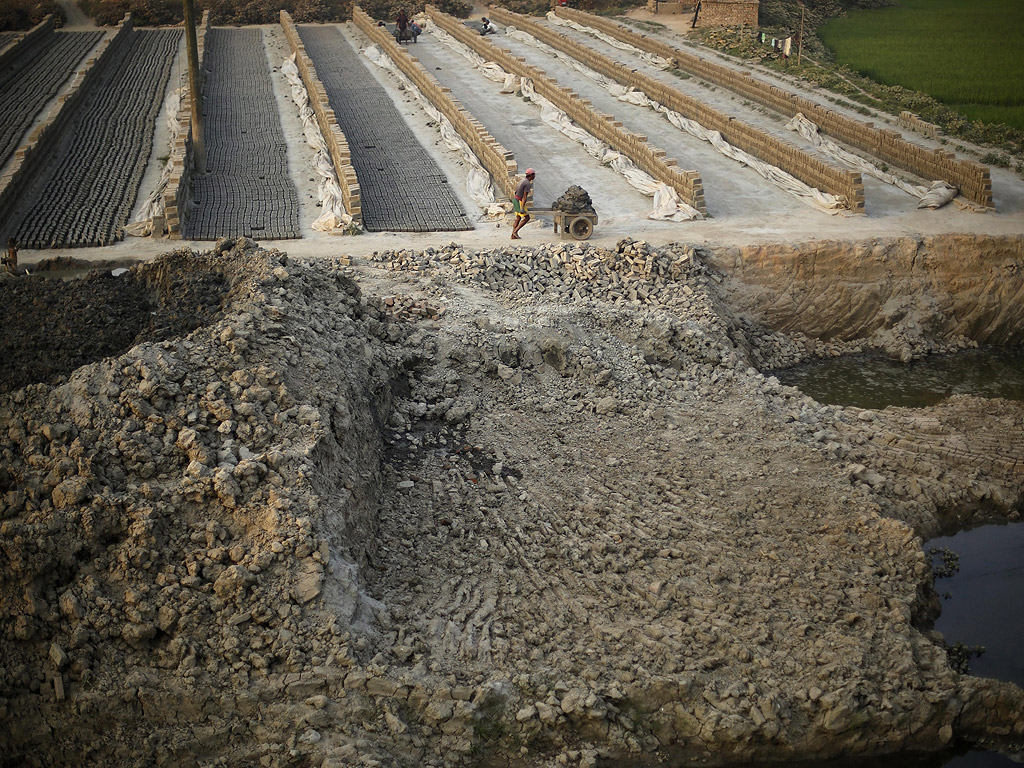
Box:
left=552, top=185, right=595, bottom=214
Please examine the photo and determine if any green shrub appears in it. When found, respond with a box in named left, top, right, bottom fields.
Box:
left=981, top=152, right=1012, bottom=168
left=0, top=0, right=62, bottom=30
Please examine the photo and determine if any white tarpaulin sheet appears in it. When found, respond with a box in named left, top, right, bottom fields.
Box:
left=785, top=113, right=958, bottom=209
left=507, top=26, right=846, bottom=213
left=362, top=44, right=505, bottom=218
left=282, top=54, right=356, bottom=232
left=125, top=88, right=182, bottom=236
left=545, top=11, right=672, bottom=70
left=434, top=26, right=701, bottom=220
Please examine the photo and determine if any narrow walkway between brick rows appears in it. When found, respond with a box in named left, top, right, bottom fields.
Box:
left=298, top=25, right=474, bottom=233
left=405, top=30, right=652, bottom=220
left=0, top=29, right=103, bottom=172
left=7, top=29, right=180, bottom=249
left=184, top=28, right=301, bottom=241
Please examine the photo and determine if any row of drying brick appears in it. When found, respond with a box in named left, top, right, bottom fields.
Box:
left=426, top=5, right=706, bottom=214
left=163, top=11, right=208, bottom=239
left=553, top=7, right=993, bottom=209
left=279, top=11, right=362, bottom=226
left=352, top=6, right=520, bottom=202
left=0, top=15, right=131, bottom=241
left=490, top=6, right=863, bottom=212
left=0, top=26, right=103, bottom=171
left=0, top=13, right=56, bottom=70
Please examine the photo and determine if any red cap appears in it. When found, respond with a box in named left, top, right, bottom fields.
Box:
left=525, top=168, right=535, bottom=176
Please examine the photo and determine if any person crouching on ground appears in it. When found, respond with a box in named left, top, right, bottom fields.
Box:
left=480, top=17, right=495, bottom=35
left=511, top=168, right=535, bottom=240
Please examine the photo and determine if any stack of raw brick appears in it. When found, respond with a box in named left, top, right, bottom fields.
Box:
left=899, top=112, right=941, bottom=140
left=491, top=6, right=863, bottom=211
left=0, top=15, right=132, bottom=235
left=164, top=11, right=209, bottom=239
left=554, top=7, right=993, bottom=209
left=353, top=6, right=518, bottom=201
left=427, top=5, right=706, bottom=214
left=280, top=10, right=361, bottom=225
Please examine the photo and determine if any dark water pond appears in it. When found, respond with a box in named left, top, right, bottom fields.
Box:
left=773, top=347, right=1024, bottom=409
left=807, top=523, right=1024, bottom=768
left=929, top=522, right=1024, bottom=690
left=766, top=346, right=1024, bottom=767
left=728, top=526, right=1024, bottom=768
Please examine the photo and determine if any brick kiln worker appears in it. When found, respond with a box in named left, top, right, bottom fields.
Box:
left=510, top=168, right=535, bottom=240
left=394, top=8, right=411, bottom=42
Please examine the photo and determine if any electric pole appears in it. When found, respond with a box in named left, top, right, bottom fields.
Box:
left=797, top=4, right=804, bottom=66
left=183, top=0, right=205, bottom=174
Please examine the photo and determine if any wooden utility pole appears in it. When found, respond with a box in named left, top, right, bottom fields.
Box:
left=183, top=0, right=205, bottom=173
left=797, top=4, right=804, bottom=66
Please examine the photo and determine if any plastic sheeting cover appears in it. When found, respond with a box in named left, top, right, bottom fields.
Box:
left=281, top=54, right=356, bottom=232
left=785, top=113, right=958, bottom=209
left=506, top=26, right=846, bottom=214
left=545, top=11, right=672, bottom=70
left=433, top=25, right=701, bottom=221
left=126, top=88, right=183, bottom=236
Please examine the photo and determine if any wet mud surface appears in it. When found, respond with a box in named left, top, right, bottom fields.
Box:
left=0, top=253, right=228, bottom=393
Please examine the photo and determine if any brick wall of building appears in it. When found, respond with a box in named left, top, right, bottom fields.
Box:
left=696, top=0, right=758, bottom=27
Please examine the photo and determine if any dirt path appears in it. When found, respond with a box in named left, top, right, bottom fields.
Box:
left=56, top=0, right=92, bottom=29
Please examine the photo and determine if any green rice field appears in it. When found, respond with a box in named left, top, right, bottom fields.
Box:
left=819, top=0, right=1024, bottom=131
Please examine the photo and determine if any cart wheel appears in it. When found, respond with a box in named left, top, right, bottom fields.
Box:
left=569, top=215, right=593, bottom=240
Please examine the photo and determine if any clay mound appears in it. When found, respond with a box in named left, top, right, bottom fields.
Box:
left=0, top=251, right=228, bottom=393
left=552, top=184, right=595, bottom=214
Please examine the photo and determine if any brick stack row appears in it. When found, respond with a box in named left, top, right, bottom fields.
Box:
left=280, top=10, right=362, bottom=226
left=554, top=7, right=993, bottom=209
left=164, top=11, right=209, bottom=239
left=0, top=15, right=132, bottom=239
left=353, top=6, right=519, bottom=202
left=0, top=14, right=56, bottom=69
left=427, top=5, right=706, bottom=214
left=492, top=6, right=863, bottom=212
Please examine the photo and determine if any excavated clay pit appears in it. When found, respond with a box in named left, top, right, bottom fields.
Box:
left=1, top=235, right=1022, bottom=768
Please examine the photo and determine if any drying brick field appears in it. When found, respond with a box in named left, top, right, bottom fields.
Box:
left=10, top=28, right=180, bottom=249
left=185, top=28, right=301, bottom=241
left=0, top=5, right=1023, bottom=767
left=0, top=28, right=102, bottom=170
left=299, top=24, right=474, bottom=232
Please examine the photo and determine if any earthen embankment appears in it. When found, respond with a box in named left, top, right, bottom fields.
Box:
left=710, top=234, right=1024, bottom=351
left=1, top=238, right=1022, bottom=767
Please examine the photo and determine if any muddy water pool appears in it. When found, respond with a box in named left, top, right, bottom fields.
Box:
left=773, top=347, right=1024, bottom=409
left=797, top=522, right=1024, bottom=767
left=769, top=349, right=1024, bottom=767
left=929, top=522, right=1024, bottom=690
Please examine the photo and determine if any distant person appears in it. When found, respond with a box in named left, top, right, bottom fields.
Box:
left=480, top=17, right=496, bottom=35
left=2, top=238, right=16, bottom=273
left=410, top=20, right=421, bottom=42
left=510, top=168, right=535, bottom=240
